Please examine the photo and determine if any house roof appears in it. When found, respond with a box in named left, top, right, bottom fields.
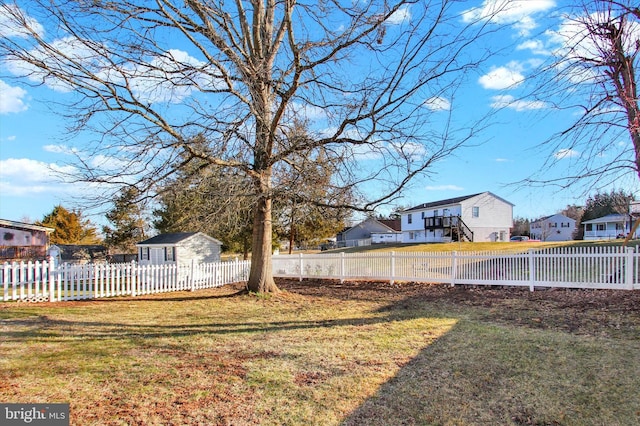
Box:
left=137, top=232, right=222, bottom=246
left=403, top=191, right=513, bottom=213
left=337, top=217, right=400, bottom=238
left=581, top=214, right=629, bottom=225
left=55, top=244, right=108, bottom=261
left=531, top=214, right=576, bottom=224
left=0, top=219, right=55, bottom=233
left=377, top=219, right=401, bottom=232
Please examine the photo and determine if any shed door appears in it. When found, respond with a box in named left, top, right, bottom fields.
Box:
left=150, top=248, right=164, bottom=264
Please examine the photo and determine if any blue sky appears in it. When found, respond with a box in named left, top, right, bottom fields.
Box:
left=1, top=0, right=639, bottom=228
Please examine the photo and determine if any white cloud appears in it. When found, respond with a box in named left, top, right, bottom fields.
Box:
left=425, top=185, right=464, bottom=191
left=516, top=39, right=549, bottom=55
left=0, top=158, right=78, bottom=196
left=478, top=64, right=525, bottom=90
left=0, top=4, right=44, bottom=38
left=547, top=11, right=640, bottom=81
left=0, top=80, right=29, bottom=114
left=495, top=158, right=510, bottom=162
left=553, top=148, right=580, bottom=159
left=8, top=38, right=222, bottom=103
left=43, top=144, right=76, bottom=154
left=462, top=0, right=556, bottom=36
left=490, top=94, right=548, bottom=111
left=423, top=96, right=451, bottom=111
left=387, top=6, right=411, bottom=25
left=0, top=158, right=76, bottom=182
left=6, top=36, right=105, bottom=92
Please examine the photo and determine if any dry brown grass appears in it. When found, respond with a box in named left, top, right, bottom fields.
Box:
left=2, top=279, right=640, bottom=425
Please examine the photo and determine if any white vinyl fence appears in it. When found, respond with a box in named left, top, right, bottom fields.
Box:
left=1, top=259, right=250, bottom=303
left=3, top=247, right=639, bottom=303
left=273, top=246, right=640, bottom=291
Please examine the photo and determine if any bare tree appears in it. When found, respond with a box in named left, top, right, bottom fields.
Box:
left=524, top=0, right=639, bottom=190
left=1, top=1, right=499, bottom=292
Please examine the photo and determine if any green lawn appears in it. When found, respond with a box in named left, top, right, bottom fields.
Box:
left=1, top=279, right=639, bottom=425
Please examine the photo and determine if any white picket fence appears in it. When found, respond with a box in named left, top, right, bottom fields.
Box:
left=272, top=246, right=640, bottom=291
left=2, top=247, right=639, bottom=303
left=1, top=259, right=251, bottom=303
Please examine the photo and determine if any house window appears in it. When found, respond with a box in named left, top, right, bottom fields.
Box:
left=586, top=224, right=593, bottom=231
left=140, top=247, right=149, bottom=261
left=434, top=209, right=439, bottom=217
left=615, top=223, right=623, bottom=230
left=421, top=212, right=425, bottom=219
left=408, top=214, right=412, bottom=224
left=472, top=207, right=479, bottom=218
left=164, top=247, right=175, bottom=261
left=596, top=224, right=606, bottom=231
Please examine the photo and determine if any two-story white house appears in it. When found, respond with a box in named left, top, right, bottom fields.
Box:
left=529, top=214, right=576, bottom=241
left=401, top=192, right=513, bottom=243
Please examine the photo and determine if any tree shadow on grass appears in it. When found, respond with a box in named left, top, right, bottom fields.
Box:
left=4, top=279, right=639, bottom=425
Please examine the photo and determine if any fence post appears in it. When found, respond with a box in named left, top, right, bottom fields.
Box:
left=340, top=252, right=345, bottom=283
left=390, top=252, right=395, bottom=285
left=299, top=253, right=304, bottom=282
left=130, top=261, right=137, bottom=297
left=451, top=251, right=457, bottom=287
left=48, top=256, right=56, bottom=302
left=625, top=247, right=634, bottom=290
left=528, top=249, right=535, bottom=292
left=2, top=261, right=8, bottom=302
left=190, top=258, right=196, bottom=291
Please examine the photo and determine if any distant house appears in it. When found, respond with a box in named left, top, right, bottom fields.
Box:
left=401, top=192, right=513, bottom=243
left=137, top=232, right=222, bottom=266
left=530, top=214, right=576, bottom=241
left=582, top=214, right=640, bottom=240
left=0, top=219, right=54, bottom=261
left=336, top=218, right=402, bottom=247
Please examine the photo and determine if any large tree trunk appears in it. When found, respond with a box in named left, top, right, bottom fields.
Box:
left=247, top=177, right=279, bottom=293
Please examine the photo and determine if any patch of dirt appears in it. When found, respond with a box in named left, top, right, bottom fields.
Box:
left=276, top=278, right=640, bottom=337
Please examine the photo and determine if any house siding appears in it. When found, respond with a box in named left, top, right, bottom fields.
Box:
left=530, top=214, right=576, bottom=241
left=338, top=218, right=400, bottom=245
left=401, top=192, right=513, bottom=243
left=0, top=220, right=54, bottom=261
left=582, top=214, right=638, bottom=240
left=138, top=233, right=222, bottom=266
left=176, top=235, right=221, bottom=266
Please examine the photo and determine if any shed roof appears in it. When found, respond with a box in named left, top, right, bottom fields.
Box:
left=137, top=232, right=222, bottom=246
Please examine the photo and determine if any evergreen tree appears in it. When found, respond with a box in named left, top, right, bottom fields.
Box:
left=153, top=138, right=255, bottom=258
left=103, top=187, right=147, bottom=253
left=575, top=190, right=635, bottom=239
left=39, top=205, right=101, bottom=245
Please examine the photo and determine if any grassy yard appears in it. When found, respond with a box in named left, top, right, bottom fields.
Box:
left=1, top=279, right=639, bottom=425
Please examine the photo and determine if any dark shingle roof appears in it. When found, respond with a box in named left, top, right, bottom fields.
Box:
left=137, top=232, right=199, bottom=245
left=378, top=219, right=401, bottom=231
left=403, top=193, right=483, bottom=212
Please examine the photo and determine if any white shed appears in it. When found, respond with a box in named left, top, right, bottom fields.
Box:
left=136, top=232, right=222, bottom=266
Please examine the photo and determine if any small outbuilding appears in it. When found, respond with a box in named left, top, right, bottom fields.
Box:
left=136, top=232, right=222, bottom=266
